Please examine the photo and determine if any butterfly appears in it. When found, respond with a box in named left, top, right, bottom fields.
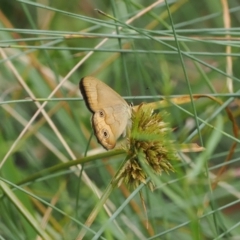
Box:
left=80, top=76, right=132, bottom=150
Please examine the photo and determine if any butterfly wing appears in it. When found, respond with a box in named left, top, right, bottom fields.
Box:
left=80, top=76, right=128, bottom=111
left=92, top=105, right=131, bottom=149
left=80, top=76, right=131, bottom=150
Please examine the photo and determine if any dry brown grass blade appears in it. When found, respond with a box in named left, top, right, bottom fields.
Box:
left=133, top=94, right=220, bottom=111
left=176, top=143, right=205, bottom=152
left=221, top=0, right=233, bottom=92
left=211, top=105, right=239, bottom=189
left=139, top=190, right=149, bottom=230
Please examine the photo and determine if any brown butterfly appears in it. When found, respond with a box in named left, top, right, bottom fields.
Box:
left=80, top=76, right=132, bottom=150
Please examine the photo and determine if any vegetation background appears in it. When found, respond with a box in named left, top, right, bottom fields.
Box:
left=0, top=0, right=240, bottom=239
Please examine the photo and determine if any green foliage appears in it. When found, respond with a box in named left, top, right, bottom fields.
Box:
left=0, top=0, right=240, bottom=239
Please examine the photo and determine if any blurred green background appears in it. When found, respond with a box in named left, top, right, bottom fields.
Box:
left=0, top=0, right=240, bottom=239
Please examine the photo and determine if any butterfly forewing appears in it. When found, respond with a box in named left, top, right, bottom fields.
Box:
left=80, top=76, right=128, bottom=112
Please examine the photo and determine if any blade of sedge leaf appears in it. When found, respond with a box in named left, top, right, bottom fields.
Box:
left=187, top=115, right=223, bottom=180
left=0, top=180, right=52, bottom=240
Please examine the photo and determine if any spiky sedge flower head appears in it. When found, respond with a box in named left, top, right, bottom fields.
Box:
left=117, top=104, right=179, bottom=190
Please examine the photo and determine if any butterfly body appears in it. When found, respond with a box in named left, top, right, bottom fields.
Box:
left=80, top=76, right=131, bottom=150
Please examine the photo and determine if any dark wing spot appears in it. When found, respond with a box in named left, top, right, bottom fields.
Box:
left=102, top=129, right=109, bottom=138
left=99, top=110, right=105, bottom=118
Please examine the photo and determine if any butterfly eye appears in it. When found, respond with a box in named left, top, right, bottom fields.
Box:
left=102, top=129, right=109, bottom=139
left=99, top=110, right=105, bottom=118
